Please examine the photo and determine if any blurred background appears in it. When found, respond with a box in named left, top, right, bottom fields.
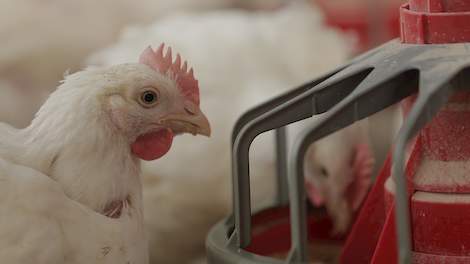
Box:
left=0, top=0, right=404, bottom=263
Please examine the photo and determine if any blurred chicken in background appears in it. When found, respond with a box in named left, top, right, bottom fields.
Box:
left=0, top=0, right=287, bottom=128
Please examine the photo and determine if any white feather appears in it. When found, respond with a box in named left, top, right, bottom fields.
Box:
left=0, top=157, right=148, bottom=264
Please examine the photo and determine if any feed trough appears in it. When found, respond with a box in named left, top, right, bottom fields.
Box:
left=207, top=1, right=470, bottom=263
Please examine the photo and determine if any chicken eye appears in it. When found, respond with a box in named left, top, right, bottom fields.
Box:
left=139, top=90, right=159, bottom=107
left=319, top=166, right=328, bottom=178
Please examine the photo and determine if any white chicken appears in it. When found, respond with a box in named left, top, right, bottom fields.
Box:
left=0, top=0, right=271, bottom=128
left=304, top=104, right=403, bottom=234
left=87, top=2, right=359, bottom=263
left=303, top=120, right=374, bottom=234
left=0, top=45, right=210, bottom=264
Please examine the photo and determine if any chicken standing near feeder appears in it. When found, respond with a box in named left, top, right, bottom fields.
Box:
left=304, top=120, right=374, bottom=234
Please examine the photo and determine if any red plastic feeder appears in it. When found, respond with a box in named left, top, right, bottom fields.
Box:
left=341, top=1, right=470, bottom=263
left=207, top=1, right=470, bottom=263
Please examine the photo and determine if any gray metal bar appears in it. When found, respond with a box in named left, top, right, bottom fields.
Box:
left=285, top=124, right=313, bottom=263
left=275, top=127, right=289, bottom=205
left=231, top=69, right=344, bottom=147
left=231, top=96, right=314, bottom=248
left=392, top=80, right=455, bottom=264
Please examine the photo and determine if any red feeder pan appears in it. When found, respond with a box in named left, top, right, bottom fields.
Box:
left=246, top=206, right=347, bottom=263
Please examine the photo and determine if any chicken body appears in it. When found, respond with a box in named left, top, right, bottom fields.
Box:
left=0, top=157, right=148, bottom=264
left=0, top=47, right=210, bottom=264
left=0, top=67, right=149, bottom=264
left=88, top=2, right=352, bottom=263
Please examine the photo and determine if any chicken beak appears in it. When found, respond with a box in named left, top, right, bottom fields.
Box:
left=160, top=105, right=211, bottom=137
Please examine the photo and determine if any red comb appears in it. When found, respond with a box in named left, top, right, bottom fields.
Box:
left=139, top=44, right=199, bottom=105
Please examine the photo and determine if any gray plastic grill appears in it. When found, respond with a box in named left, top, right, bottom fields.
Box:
left=206, top=40, right=470, bottom=264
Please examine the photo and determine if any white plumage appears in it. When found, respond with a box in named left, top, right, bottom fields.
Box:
left=88, top=2, right=352, bottom=263
left=0, top=157, right=148, bottom=264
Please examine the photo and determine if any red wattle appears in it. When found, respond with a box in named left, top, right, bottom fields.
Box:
left=131, top=130, right=174, bottom=161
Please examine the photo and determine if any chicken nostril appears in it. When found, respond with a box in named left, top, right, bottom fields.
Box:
left=184, top=106, right=196, bottom=115
left=183, top=101, right=199, bottom=115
